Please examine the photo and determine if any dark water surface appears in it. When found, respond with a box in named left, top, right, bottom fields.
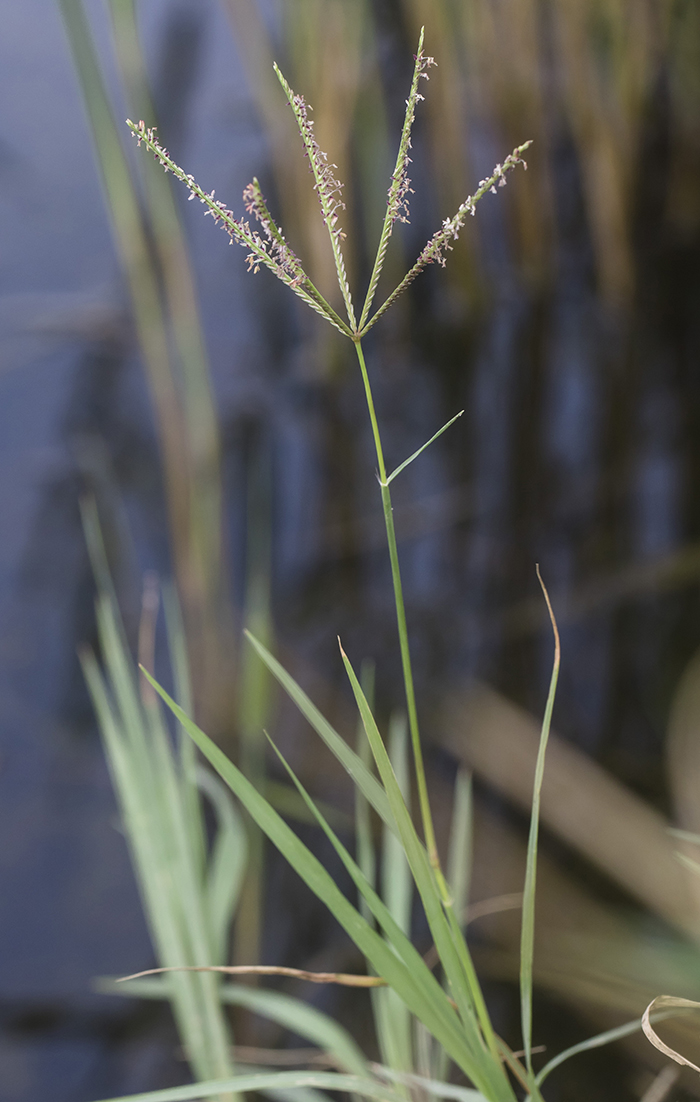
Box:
left=1, top=2, right=700, bottom=1101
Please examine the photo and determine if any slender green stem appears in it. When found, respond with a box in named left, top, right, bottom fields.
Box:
left=353, top=339, right=447, bottom=898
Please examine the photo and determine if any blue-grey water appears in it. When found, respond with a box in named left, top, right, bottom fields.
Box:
left=1, top=3, right=699, bottom=1101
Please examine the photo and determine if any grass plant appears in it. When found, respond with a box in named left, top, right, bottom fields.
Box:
left=83, top=497, right=370, bottom=1100
left=80, top=498, right=240, bottom=1101
left=116, top=30, right=536, bottom=1102
left=86, top=27, right=694, bottom=1102
left=60, top=0, right=234, bottom=730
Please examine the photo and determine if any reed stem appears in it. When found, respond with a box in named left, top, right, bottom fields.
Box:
left=353, top=339, right=447, bottom=899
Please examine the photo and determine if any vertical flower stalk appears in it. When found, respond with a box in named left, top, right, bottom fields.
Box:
left=128, top=29, right=530, bottom=896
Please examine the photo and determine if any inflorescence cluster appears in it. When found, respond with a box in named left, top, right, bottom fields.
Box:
left=387, top=44, right=436, bottom=227
left=128, top=31, right=530, bottom=342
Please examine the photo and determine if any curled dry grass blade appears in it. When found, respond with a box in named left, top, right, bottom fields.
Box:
left=118, top=964, right=387, bottom=988
left=642, top=996, right=700, bottom=1075
left=535, top=1006, right=694, bottom=1089
left=101, top=975, right=369, bottom=1078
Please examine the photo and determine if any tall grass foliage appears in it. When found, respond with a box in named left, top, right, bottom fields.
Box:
left=86, top=30, right=691, bottom=1102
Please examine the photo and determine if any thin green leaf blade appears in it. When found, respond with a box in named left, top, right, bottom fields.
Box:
left=339, top=648, right=514, bottom=1102
left=141, top=669, right=484, bottom=1079
left=387, top=412, right=464, bottom=484
left=196, top=768, right=248, bottom=963
left=262, top=734, right=470, bottom=1063
left=373, top=1065, right=488, bottom=1102
left=94, top=1070, right=405, bottom=1102
left=520, top=568, right=560, bottom=1081
left=535, top=1007, right=694, bottom=1088
left=373, top=714, right=413, bottom=1080
left=244, top=632, right=394, bottom=831
left=446, top=769, right=473, bottom=938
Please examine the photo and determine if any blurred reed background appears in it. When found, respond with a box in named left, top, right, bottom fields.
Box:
left=6, top=0, right=700, bottom=1099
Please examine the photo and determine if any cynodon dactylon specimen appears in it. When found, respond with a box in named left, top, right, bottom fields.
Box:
left=125, top=31, right=583, bottom=1102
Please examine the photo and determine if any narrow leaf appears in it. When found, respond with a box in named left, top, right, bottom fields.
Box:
left=94, top=1070, right=405, bottom=1102
left=446, top=769, right=473, bottom=930
left=196, top=768, right=248, bottom=963
left=98, top=976, right=368, bottom=1077
left=339, top=646, right=514, bottom=1102
left=263, top=733, right=469, bottom=1062
left=244, top=632, right=394, bottom=831
left=140, top=670, right=485, bottom=1079
left=372, top=1065, right=487, bottom=1102
left=536, top=1007, right=692, bottom=1088
left=520, top=567, right=560, bottom=1077
left=355, top=662, right=376, bottom=922
left=387, top=412, right=464, bottom=483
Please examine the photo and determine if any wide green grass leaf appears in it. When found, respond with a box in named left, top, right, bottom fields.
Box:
left=339, top=648, right=514, bottom=1102
left=96, top=1070, right=405, bottom=1102
left=143, top=671, right=500, bottom=1087
left=263, top=735, right=472, bottom=1065
left=245, top=633, right=393, bottom=831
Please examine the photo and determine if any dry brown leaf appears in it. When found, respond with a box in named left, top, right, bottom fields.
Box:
left=643, top=996, right=700, bottom=1075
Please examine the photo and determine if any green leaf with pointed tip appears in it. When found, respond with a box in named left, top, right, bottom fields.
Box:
left=535, top=1007, right=692, bottom=1088
left=520, top=573, right=560, bottom=1084
left=244, top=632, right=394, bottom=832
left=338, top=648, right=515, bottom=1102
left=140, top=669, right=482, bottom=1080
left=262, top=733, right=473, bottom=1067
left=387, top=412, right=464, bottom=484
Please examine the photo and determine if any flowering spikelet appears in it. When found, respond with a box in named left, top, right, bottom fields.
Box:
left=387, top=38, right=436, bottom=228
left=358, top=27, right=435, bottom=330
left=242, top=179, right=305, bottom=287
left=273, top=65, right=356, bottom=330
left=128, top=37, right=531, bottom=344
left=419, top=146, right=530, bottom=268
left=363, top=142, right=532, bottom=334
left=126, top=120, right=353, bottom=337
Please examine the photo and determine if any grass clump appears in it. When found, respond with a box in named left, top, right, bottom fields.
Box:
left=88, top=29, right=672, bottom=1102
